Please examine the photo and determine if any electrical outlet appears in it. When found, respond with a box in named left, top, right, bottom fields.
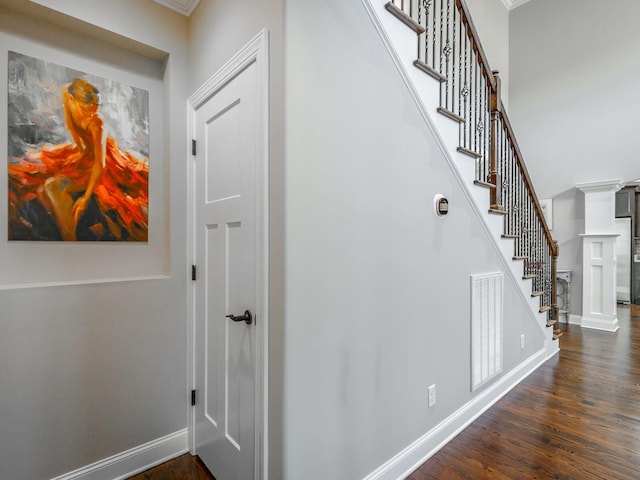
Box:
left=520, top=334, right=525, bottom=349
left=428, top=384, right=436, bottom=407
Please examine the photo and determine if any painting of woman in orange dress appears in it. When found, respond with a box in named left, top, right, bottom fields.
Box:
left=8, top=52, right=149, bottom=241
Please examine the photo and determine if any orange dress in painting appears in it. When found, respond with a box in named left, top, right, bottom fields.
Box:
left=8, top=78, right=148, bottom=241
left=8, top=138, right=148, bottom=241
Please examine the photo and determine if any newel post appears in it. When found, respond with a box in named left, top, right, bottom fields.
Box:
left=489, top=71, right=502, bottom=209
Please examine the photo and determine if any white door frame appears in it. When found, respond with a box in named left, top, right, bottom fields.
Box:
left=187, top=29, right=269, bottom=479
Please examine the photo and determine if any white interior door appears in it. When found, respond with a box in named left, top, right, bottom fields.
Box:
left=193, top=59, right=259, bottom=480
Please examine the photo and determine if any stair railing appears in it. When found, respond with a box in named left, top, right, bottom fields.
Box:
left=386, top=0, right=559, bottom=325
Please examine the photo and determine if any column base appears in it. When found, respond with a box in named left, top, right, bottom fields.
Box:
left=581, top=314, right=619, bottom=332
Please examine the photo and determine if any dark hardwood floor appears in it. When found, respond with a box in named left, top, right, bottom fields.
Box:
left=129, top=307, right=639, bottom=479
left=409, top=305, right=640, bottom=480
left=127, top=453, right=215, bottom=480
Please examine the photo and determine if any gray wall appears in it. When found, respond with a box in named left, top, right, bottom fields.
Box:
left=0, top=1, right=190, bottom=478
left=509, top=0, right=640, bottom=315
left=283, top=0, right=543, bottom=478
left=0, top=0, right=550, bottom=478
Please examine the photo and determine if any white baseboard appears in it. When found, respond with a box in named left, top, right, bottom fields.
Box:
left=50, top=429, right=188, bottom=480
left=581, top=315, right=619, bottom=332
left=568, top=314, right=582, bottom=325
left=363, top=349, right=548, bottom=480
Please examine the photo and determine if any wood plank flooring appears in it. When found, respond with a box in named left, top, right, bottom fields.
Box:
left=408, top=306, right=640, bottom=480
left=127, top=453, right=215, bottom=480
left=129, top=307, right=639, bottom=479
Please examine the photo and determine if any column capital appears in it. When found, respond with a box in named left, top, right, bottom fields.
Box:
left=575, top=179, right=624, bottom=194
left=576, top=179, right=623, bottom=235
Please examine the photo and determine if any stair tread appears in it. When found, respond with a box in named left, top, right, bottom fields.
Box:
left=553, top=329, right=563, bottom=340
left=489, top=208, right=508, bottom=215
left=523, top=274, right=536, bottom=279
left=531, top=291, right=544, bottom=297
left=437, top=107, right=465, bottom=123
left=546, top=318, right=558, bottom=326
left=540, top=306, right=552, bottom=313
left=513, top=256, right=528, bottom=260
left=384, top=2, right=425, bottom=34
left=475, top=180, right=497, bottom=189
left=413, top=59, right=446, bottom=82
left=458, top=146, right=482, bottom=159
left=502, top=234, right=519, bottom=239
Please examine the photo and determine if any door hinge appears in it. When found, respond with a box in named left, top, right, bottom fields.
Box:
left=192, top=265, right=197, bottom=281
left=191, top=389, right=197, bottom=406
left=191, top=139, right=196, bottom=156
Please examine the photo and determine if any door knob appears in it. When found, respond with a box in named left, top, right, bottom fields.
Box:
left=226, top=310, right=253, bottom=325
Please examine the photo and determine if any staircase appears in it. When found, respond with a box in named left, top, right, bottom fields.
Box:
left=367, top=0, right=561, bottom=345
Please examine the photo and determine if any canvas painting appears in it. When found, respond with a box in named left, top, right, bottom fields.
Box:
left=8, top=51, right=149, bottom=241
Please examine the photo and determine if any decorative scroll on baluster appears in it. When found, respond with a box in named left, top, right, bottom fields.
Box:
left=387, top=0, right=559, bottom=323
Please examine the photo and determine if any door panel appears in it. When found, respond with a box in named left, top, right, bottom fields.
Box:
left=194, top=60, right=258, bottom=480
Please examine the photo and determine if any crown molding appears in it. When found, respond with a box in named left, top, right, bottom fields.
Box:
left=153, top=0, right=200, bottom=16
left=500, top=0, right=533, bottom=10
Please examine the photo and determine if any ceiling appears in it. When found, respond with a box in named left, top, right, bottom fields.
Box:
left=156, top=0, right=530, bottom=15
left=153, top=0, right=200, bottom=16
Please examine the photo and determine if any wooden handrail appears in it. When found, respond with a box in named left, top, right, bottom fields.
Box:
left=456, top=0, right=557, bottom=257
left=455, top=0, right=497, bottom=92
left=386, top=0, right=558, bottom=318
left=456, top=0, right=559, bottom=314
left=498, top=108, right=558, bottom=257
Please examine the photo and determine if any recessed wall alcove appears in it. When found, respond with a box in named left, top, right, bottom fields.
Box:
left=0, top=0, right=171, bottom=288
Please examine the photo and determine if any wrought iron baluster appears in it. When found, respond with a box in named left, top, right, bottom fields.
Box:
left=505, top=132, right=510, bottom=234
left=467, top=53, right=472, bottom=158
left=523, top=171, right=528, bottom=265
left=540, top=224, right=545, bottom=296
left=423, top=0, right=432, bottom=67
left=527, top=194, right=533, bottom=278
left=535, top=222, right=541, bottom=292
left=519, top=172, right=525, bottom=261
left=444, top=0, right=452, bottom=111
left=433, top=0, right=438, bottom=69
left=523, top=180, right=528, bottom=271
left=522, top=177, right=535, bottom=274
left=498, top=109, right=502, bottom=212
left=452, top=5, right=457, bottom=116
left=517, top=165, right=522, bottom=256
left=461, top=31, right=469, bottom=151
left=536, top=209, right=541, bottom=292
left=469, top=59, right=482, bottom=152
left=480, top=77, right=484, bottom=163
left=510, top=134, right=515, bottom=236
left=547, top=241, right=553, bottom=311
left=417, top=0, right=423, bottom=63
left=439, top=0, right=445, bottom=105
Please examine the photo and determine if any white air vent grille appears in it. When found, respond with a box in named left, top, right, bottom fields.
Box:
left=471, top=272, right=503, bottom=391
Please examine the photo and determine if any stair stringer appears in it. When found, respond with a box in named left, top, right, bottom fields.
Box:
left=362, top=0, right=557, bottom=358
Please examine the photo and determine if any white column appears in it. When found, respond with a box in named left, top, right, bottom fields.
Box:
left=576, top=180, right=624, bottom=332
